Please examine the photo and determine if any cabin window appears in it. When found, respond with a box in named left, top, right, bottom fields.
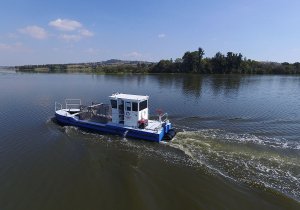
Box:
left=139, top=100, right=148, bottom=111
left=126, top=102, right=131, bottom=111
left=111, top=100, right=117, bottom=109
left=132, top=102, right=138, bottom=111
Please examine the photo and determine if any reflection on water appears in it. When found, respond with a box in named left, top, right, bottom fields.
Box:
left=0, top=72, right=300, bottom=209
left=209, top=75, right=243, bottom=96
left=95, top=74, right=259, bottom=99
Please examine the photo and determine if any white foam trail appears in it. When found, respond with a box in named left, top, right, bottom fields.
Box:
left=186, top=129, right=300, bottom=150
left=57, top=125, right=300, bottom=201
left=170, top=130, right=300, bottom=201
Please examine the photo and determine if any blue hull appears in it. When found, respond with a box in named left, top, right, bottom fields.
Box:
left=55, top=113, right=166, bottom=142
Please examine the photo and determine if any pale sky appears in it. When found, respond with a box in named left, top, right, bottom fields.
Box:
left=0, top=0, right=300, bottom=66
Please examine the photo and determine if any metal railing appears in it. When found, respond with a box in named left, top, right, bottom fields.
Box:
left=65, top=99, right=81, bottom=110
left=55, top=99, right=81, bottom=111
left=159, top=113, right=168, bottom=123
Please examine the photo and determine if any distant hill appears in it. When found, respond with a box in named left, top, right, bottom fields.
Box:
left=16, top=59, right=153, bottom=68
left=15, top=59, right=154, bottom=73
left=0, top=66, right=15, bottom=70
left=102, top=59, right=153, bottom=65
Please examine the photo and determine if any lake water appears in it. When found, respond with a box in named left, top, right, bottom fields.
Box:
left=0, top=70, right=299, bottom=209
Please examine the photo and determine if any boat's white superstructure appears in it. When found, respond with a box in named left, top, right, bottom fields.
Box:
left=55, top=93, right=176, bottom=142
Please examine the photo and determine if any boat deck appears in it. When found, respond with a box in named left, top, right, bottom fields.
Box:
left=56, top=109, right=163, bottom=133
left=144, top=120, right=162, bottom=131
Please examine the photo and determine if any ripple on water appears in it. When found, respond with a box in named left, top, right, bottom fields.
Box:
left=170, top=130, right=300, bottom=202
left=56, top=123, right=300, bottom=202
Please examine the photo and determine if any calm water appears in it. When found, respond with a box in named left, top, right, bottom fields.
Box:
left=0, top=70, right=299, bottom=210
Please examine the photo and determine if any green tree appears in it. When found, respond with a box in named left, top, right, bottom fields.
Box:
left=151, top=60, right=174, bottom=73
left=182, top=50, right=203, bottom=73
left=197, top=47, right=205, bottom=73
left=211, top=52, right=226, bottom=73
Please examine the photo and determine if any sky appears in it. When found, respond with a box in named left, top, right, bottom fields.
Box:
left=0, top=0, right=300, bottom=66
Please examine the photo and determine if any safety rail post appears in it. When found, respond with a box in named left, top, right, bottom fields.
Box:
left=55, top=102, right=63, bottom=111
left=159, top=113, right=168, bottom=122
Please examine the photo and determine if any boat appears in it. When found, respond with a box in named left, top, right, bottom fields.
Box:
left=54, top=93, right=176, bottom=142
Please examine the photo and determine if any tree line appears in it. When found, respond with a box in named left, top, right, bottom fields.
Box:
left=16, top=47, right=300, bottom=74
left=150, top=47, right=300, bottom=74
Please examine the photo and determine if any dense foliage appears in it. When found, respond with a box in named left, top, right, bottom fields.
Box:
left=151, top=48, right=300, bottom=74
left=16, top=48, right=300, bottom=74
left=17, top=63, right=153, bottom=74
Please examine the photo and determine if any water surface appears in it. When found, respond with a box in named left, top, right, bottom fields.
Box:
left=0, top=70, right=299, bottom=209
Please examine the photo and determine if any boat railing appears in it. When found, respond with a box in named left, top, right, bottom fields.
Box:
left=55, top=102, right=63, bottom=111
left=159, top=113, right=168, bottom=123
left=65, top=99, right=81, bottom=110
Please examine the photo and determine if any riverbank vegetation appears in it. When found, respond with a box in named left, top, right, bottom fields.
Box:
left=16, top=60, right=153, bottom=74
left=16, top=48, right=300, bottom=74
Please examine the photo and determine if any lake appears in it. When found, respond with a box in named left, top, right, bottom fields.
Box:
left=0, top=70, right=299, bottom=209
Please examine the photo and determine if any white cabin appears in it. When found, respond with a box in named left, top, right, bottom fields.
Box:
left=109, top=93, right=149, bottom=127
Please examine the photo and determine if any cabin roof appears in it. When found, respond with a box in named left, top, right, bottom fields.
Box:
left=109, top=93, right=149, bottom=101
